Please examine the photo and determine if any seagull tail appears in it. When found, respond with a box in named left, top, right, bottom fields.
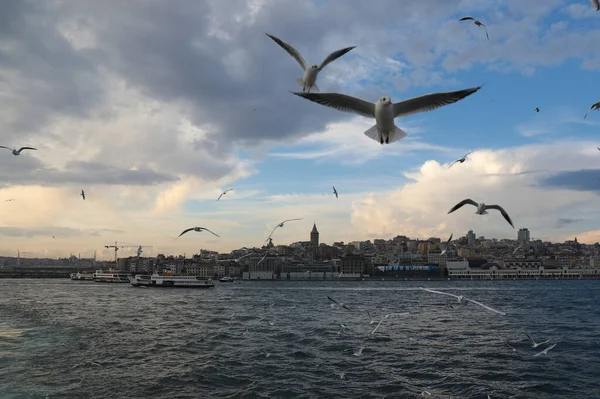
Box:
left=387, top=126, right=407, bottom=144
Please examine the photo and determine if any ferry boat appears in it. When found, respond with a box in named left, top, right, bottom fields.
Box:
left=129, top=273, right=215, bottom=288
left=70, top=272, right=95, bottom=281
left=93, top=270, right=130, bottom=283
left=219, top=276, right=234, bottom=282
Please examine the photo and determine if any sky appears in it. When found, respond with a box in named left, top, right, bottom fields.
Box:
left=1, top=0, right=600, bottom=260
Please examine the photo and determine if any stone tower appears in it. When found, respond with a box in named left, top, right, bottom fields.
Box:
left=311, top=223, right=319, bottom=247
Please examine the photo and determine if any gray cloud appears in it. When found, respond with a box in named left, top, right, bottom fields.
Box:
left=0, top=156, right=178, bottom=186
left=555, top=218, right=583, bottom=228
left=539, top=169, right=600, bottom=192
left=0, top=226, right=125, bottom=238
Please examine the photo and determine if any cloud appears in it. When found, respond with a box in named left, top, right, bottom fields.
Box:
left=539, top=169, right=600, bottom=192
left=555, top=218, right=583, bottom=228
left=0, top=226, right=124, bottom=238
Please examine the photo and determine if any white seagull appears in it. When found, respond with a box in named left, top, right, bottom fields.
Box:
left=0, top=146, right=37, bottom=156
left=512, top=245, right=523, bottom=255
left=440, top=233, right=453, bottom=256
left=217, top=189, right=233, bottom=201
left=353, top=343, right=366, bottom=356
left=447, top=199, right=514, bottom=228
left=584, top=100, right=600, bottom=119
left=333, top=186, right=338, bottom=199
left=80, top=190, right=85, bottom=201
left=504, top=340, right=517, bottom=352
left=265, top=218, right=303, bottom=242
left=419, top=287, right=507, bottom=315
left=176, top=226, right=220, bottom=238
left=459, top=16, right=490, bottom=40
left=327, top=296, right=351, bottom=310
left=526, top=333, right=550, bottom=348
left=266, top=33, right=356, bottom=93
left=448, top=152, right=473, bottom=169
left=366, top=311, right=376, bottom=324
left=591, top=0, right=599, bottom=11
left=370, top=314, right=390, bottom=335
left=292, top=86, right=481, bottom=145
left=533, top=343, right=557, bottom=357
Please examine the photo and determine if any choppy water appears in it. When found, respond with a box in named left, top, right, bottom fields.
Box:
left=1, top=279, right=599, bottom=398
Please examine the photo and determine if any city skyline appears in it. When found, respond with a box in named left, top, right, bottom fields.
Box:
left=2, top=1, right=600, bottom=258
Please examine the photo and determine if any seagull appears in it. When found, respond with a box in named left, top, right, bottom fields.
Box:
left=370, top=314, right=390, bottom=335
left=136, top=246, right=143, bottom=257
left=418, top=392, right=432, bottom=398
left=80, top=190, right=85, bottom=200
left=504, top=340, right=517, bottom=352
left=533, top=343, right=556, bottom=357
left=217, top=189, right=233, bottom=201
left=448, top=152, right=473, bottom=169
left=447, top=199, right=514, bottom=228
left=265, top=218, right=303, bottom=242
left=584, top=101, right=600, bottom=119
left=327, top=296, right=351, bottom=310
left=459, top=17, right=489, bottom=40
left=333, top=186, right=338, bottom=198
left=366, top=311, right=376, bottom=324
left=52, top=235, right=56, bottom=239
left=176, top=226, right=220, bottom=238
left=591, top=0, right=599, bottom=11
left=419, top=287, right=507, bottom=315
left=526, top=333, right=550, bottom=348
left=353, top=343, right=365, bottom=356
left=535, top=107, right=540, bottom=113
left=266, top=33, right=356, bottom=93
left=5, top=199, right=15, bottom=202
left=0, top=146, right=37, bottom=156
left=257, top=252, right=269, bottom=266
left=291, top=86, right=481, bottom=145
left=512, top=245, right=523, bottom=255
left=440, top=233, right=453, bottom=256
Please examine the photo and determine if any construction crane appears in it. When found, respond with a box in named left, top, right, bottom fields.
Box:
left=104, top=242, right=152, bottom=262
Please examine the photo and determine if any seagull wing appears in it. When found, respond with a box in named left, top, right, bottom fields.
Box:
left=592, top=0, right=600, bottom=11
left=459, top=16, right=475, bottom=21
left=463, top=151, right=473, bottom=158
left=327, top=296, right=340, bottom=305
left=216, top=193, right=224, bottom=201
left=318, top=46, right=356, bottom=69
left=266, top=33, right=307, bottom=71
left=177, top=228, right=195, bottom=238
left=200, top=227, right=220, bottom=237
left=419, top=287, right=461, bottom=300
left=486, top=204, right=514, bottom=228
left=393, top=86, right=481, bottom=118
left=445, top=233, right=453, bottom=247
left=282, top=218, right=303, bottom=224
left=448, top=159, right=460, bottom=169
left=482, top=25, right=490, bottom=40
left=18, top=147, right=37, bottom=152
left=526, top=333, right=536, bottom=345
left=291, top=92, right=375, bottom=119
left=225, top=188, right=233, bottom=193
left=464, top=298, right=507, bottom=315
left=447, top=198, right=479, bottom=214
left=367, top=310, right=373, bottom=322
left=0, top=146, right=11, bottom=151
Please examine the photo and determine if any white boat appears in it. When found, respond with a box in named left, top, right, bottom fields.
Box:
left=70, top=272, right=95, bottom=281
left=93, top=270, right=130, bottom=283
left=129, top=273, right=215, bottom=288
left=219, top=276, right=234, bottom=282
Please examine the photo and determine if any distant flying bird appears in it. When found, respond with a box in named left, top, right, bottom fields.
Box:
left=5, top=199, right=15, bottom=202
left=217, top=188, right=233, bottom=201
left=366, top=311, right=376, bottom=325
left=448, top=151, right=473, bottom=169
left=535, top=107, right=540, bottom=113
left=526, top=333, right=550, bottom=348
left=591, top=0, right=599, bottom=11
left=80, top=190, right=85, bottom=200
left=419, top=287, right=507, bottom=315
left=532, top=343, right=557, bottom=357
left=266, top=33, right=356, bottom=93
left=512, top=245, right=523, bottom=255
left=265, top=218, right=303, bottom=242
left=292, top=86, right=481, bottom=145
left=333, top=186, right=338, bottom=198
left=459, top=17, right=489, bottom=40
left=52, top=235, right=56, bottom=239
left=448, top=199, right=514, bottom=228
left=0, top=146, right=37, bottom=156
left=440, top=233, right=453, bottom=256
left=327, top=295, right=351, bottom=310
left=136, top=246, right=143, bottom=257
left=584, top=101, right=600, bottom=119
left=177, top=226, right=220, bottom=238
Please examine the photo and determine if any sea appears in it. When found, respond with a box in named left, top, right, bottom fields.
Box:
left=1, top=279, right=599, bottom=399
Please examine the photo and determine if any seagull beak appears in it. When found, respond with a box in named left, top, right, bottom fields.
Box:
left=387, top=100, right=392, bottom=104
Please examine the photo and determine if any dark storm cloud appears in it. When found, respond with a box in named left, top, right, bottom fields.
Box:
left=539, top=169, right=600, bottom=192
left=0, top=156, right=178, bottom=186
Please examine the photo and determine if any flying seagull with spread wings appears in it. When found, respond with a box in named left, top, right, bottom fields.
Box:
left=0, top=146, right=37, bottom=156
left=177, top=227, right=220, bottom=239
left=266, top=33, right=356, bottom=93
left=448, top=151, right=473, bottom=169
left=584, top=101, right=600, bottom=119
left=420, top=287, right=506, bottom=315
left=440, top=233, right=453, bottom=256
left=217, top=189, right=233, bottom=201
left=292, top=86, right=481, bottom=145
left=459, top=17, right=489, bottom=40
left=332, top=186, right=338, bottom=198
left=448, top=199, right=514, bottom=228
left=265, top=218, right=303, bottom=242
left=80, top=190, right=86, bottom=200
